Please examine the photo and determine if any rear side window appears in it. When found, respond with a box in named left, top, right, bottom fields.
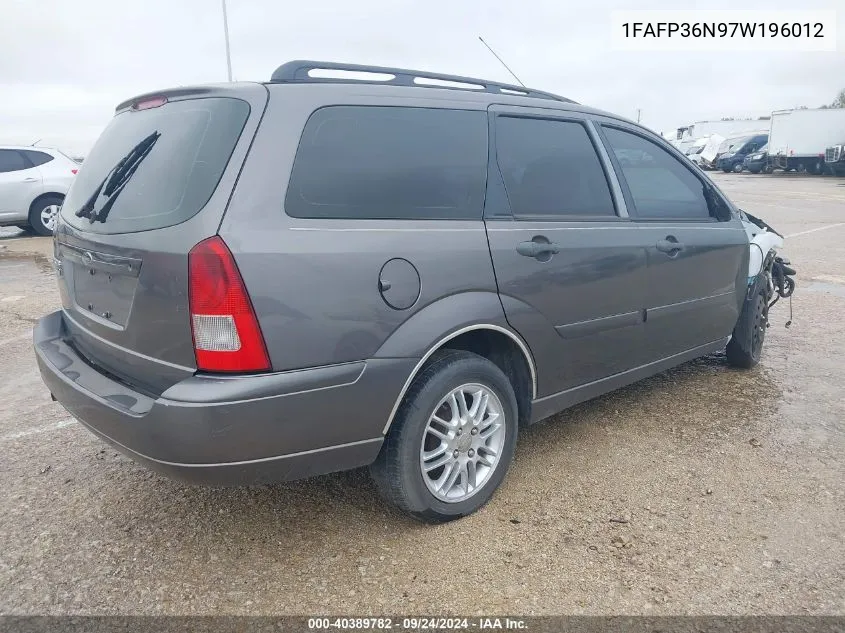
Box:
left=494, top=116, right=616, bottom=219
left=0, top=150, right=31, bottom=173
left=60, top=97, right=250, bottom=234
left=21, top=150, right=54, bottom=167
left=602, top=126, right=711, bottom=220
left=285, top=106, right=487, bottom=220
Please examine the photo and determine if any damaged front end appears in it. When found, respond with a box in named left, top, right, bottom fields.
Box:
left=740, top=210, right=797, bottom=327
left=724, top=210, right=797, bottom=368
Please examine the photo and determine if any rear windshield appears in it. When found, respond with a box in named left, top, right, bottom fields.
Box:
left=61, top=97, right=250, bottom=234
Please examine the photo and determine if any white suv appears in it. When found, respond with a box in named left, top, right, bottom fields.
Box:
left=0, top=146, right=79, bottom=235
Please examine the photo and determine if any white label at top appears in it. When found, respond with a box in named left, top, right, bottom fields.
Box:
left=610, top=10, right=838, bottom=51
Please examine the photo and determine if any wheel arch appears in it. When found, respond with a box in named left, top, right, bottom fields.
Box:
left=380, top=323, right=537, bottom=435
left=28, top=191, right=65, bottom=215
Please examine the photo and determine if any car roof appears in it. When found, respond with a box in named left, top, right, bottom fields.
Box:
left=265, top=80, right=614, bottom=114
left=118, top=60, right=650, bottom=136
left=265, top=60, right=637, bottom=124
left=0, top=145, right=59, bottom=152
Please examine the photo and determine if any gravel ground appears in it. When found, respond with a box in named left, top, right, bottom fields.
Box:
left=0, top=172, right=843, bottom=615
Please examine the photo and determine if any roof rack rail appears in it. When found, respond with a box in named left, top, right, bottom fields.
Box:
left=269, top=60, right=575, bottom=103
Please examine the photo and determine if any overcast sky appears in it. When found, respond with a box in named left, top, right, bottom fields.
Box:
left=1, top=0, right=842, bottom=155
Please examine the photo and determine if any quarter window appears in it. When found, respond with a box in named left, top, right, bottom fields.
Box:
left=21, top=150, right=54, bottom=167
left=285, top=106, right=488, bottom=220
left=494, top=116, right=616, bottom=219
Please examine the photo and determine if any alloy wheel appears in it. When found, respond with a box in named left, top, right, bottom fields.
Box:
left=40, top=204, right=61, bottom=232
left=420, top=383, right=506, bottom=503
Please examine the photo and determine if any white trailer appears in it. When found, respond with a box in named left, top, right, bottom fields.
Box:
left=768, top=108, right=845, bottom=174
left=676, top=119, right=770, bottom=142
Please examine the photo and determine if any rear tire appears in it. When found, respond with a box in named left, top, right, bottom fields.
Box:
left=370, top=349, right=519, bottom=523
left=726, top=287, right=768, bottom=369
left=28, top=195, right=64, bottom=236
left=733, top=162, right=744, bottom=173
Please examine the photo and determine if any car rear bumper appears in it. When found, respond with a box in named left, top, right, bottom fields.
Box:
left=34, top=310, right=414, bottom=485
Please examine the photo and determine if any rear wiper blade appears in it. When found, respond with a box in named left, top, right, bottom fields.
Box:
left=74, top=131, right=160, bottom=224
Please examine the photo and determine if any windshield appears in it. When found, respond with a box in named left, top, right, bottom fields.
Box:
left=61, top=97, right=249, bottom=234
left=722, top=136, right=751, bottom=154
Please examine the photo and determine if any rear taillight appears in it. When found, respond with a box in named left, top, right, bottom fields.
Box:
left=71, top=169, right=78, bottom=175
left=188, top=236, right=270, bottom=373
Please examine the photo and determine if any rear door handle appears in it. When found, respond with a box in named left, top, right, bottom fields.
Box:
left=656, top=237, right=684, bottom=255
left=516, top=241, right=562, bottom=258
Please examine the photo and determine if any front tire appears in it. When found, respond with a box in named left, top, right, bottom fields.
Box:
left=28, top=195, right=64, bottom=236
left=370, top=350, right=519, bottom=523
left=733, top=162, right=744, bottom=173
left=726, top=286, right=768, bottom=369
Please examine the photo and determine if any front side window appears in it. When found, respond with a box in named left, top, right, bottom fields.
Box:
left=494, top=116, right=616, bottom=219
left=602, top=126, right=713, bottom=220
left=285, top=106, right=488, bottom=220
left=0, top=150, right=31, bottom=173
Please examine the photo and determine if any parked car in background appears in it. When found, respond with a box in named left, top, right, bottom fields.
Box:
left=684, top=142, right=707, bottom=167
left=824, top=140, right=845, bottom=176
left=743, top=143, right=771, bottom=174
left=718, top=134, right=768, bottom=173
left=34, top=60, right=796, bottom=522
left=707, top=136, right=744, bottom=170
left=0, top=146, right=78, bottom=235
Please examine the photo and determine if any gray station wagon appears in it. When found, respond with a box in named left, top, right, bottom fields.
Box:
left=34, top=61, right=796, bottom=522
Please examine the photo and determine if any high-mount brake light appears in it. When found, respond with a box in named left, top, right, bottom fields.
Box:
left=132, top=96, right=168, bottom=111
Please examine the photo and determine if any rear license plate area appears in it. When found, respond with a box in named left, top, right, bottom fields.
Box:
left=57, top=244, right=142, bottom=328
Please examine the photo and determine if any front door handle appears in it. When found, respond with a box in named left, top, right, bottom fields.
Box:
left=22, top=177, right=38, bottom=183
left=516, top=240, right=562, bottom=258
left=656, top=237, right=684, bottom=255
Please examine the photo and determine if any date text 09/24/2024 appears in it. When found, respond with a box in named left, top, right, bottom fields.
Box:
left=307, top=617, right=527, bottom=630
